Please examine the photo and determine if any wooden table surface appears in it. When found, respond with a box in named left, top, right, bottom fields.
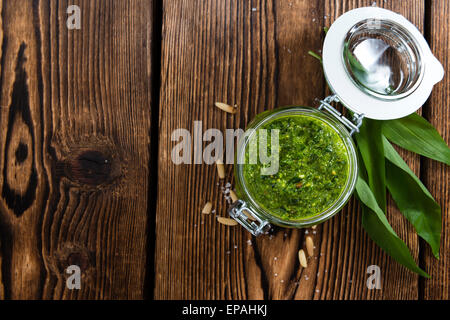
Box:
left=0, top=0, right=448, bottom=300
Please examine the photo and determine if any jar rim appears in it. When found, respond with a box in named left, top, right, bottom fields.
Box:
left=234, top=106, right=358, bottom=228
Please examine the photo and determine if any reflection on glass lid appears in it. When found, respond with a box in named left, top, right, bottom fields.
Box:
left=343, top=19, right=423, bottom=100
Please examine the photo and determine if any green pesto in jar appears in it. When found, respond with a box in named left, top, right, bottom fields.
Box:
left=243, top=114, right=349, bottom=221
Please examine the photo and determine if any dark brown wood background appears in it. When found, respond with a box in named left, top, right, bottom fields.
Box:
left=0, top=0, right=448, bottom=300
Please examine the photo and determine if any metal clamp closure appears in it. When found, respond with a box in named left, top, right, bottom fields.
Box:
left=228, top=200, right=271, bottom=236
left=318, top=95, right=364, bottom=135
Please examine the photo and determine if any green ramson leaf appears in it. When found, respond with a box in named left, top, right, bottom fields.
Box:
left=382, top=113, right=450, bottom=165
left=308, top=51, right=322, bottom=63
left=356, top=176, right=429, bottom=278
left=355, top=119, right=386, bottom=211
left=383, top=137, right=441, bottom=259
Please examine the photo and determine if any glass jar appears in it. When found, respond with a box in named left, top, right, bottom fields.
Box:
left=230, top=106, right=358, bottom=235
left=227, top=7, right=443, bottom=236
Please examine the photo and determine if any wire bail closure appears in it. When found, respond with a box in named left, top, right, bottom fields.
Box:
left=317, top=95, right=364, bottom=135
left=229, top=200, right=271, bottom=236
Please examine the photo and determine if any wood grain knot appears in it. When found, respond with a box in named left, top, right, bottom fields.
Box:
left=55, top=135, right=127, bottom=190
left=66, top=251, right=91, bottom=272
left=1, top=42, right=38, bottom=217
left=67, top=150, right=112, bottom=186
left=15, top=142, right=28, bottom=163
left=49, top=243, right=94, bottom=277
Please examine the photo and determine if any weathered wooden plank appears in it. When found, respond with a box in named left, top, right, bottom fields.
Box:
left=156, top=0, right=289, bottom=299
left=0, top=0, right=152, bottom=299
left=0, top=0, right=50, bottom=299
left=155, top=0, right=427, bottom=300
left=422, top=0, right=450, bottom=300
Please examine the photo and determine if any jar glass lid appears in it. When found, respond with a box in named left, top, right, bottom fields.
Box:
left=323, top=7, right=444, bottom=120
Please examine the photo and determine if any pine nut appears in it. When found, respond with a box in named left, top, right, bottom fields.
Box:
left=202, top=202, right=212, bottom=214
left=217, top=216, right=238, bottom=226
left=216, top=159, right=225, bottom=179
left=230, top=190, right=238, bottom=203
left=215, top=102, right=237, bottom=114
left=299, top=249, right=307, bottom=268
left=306, top=236, right=314, bottom=257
